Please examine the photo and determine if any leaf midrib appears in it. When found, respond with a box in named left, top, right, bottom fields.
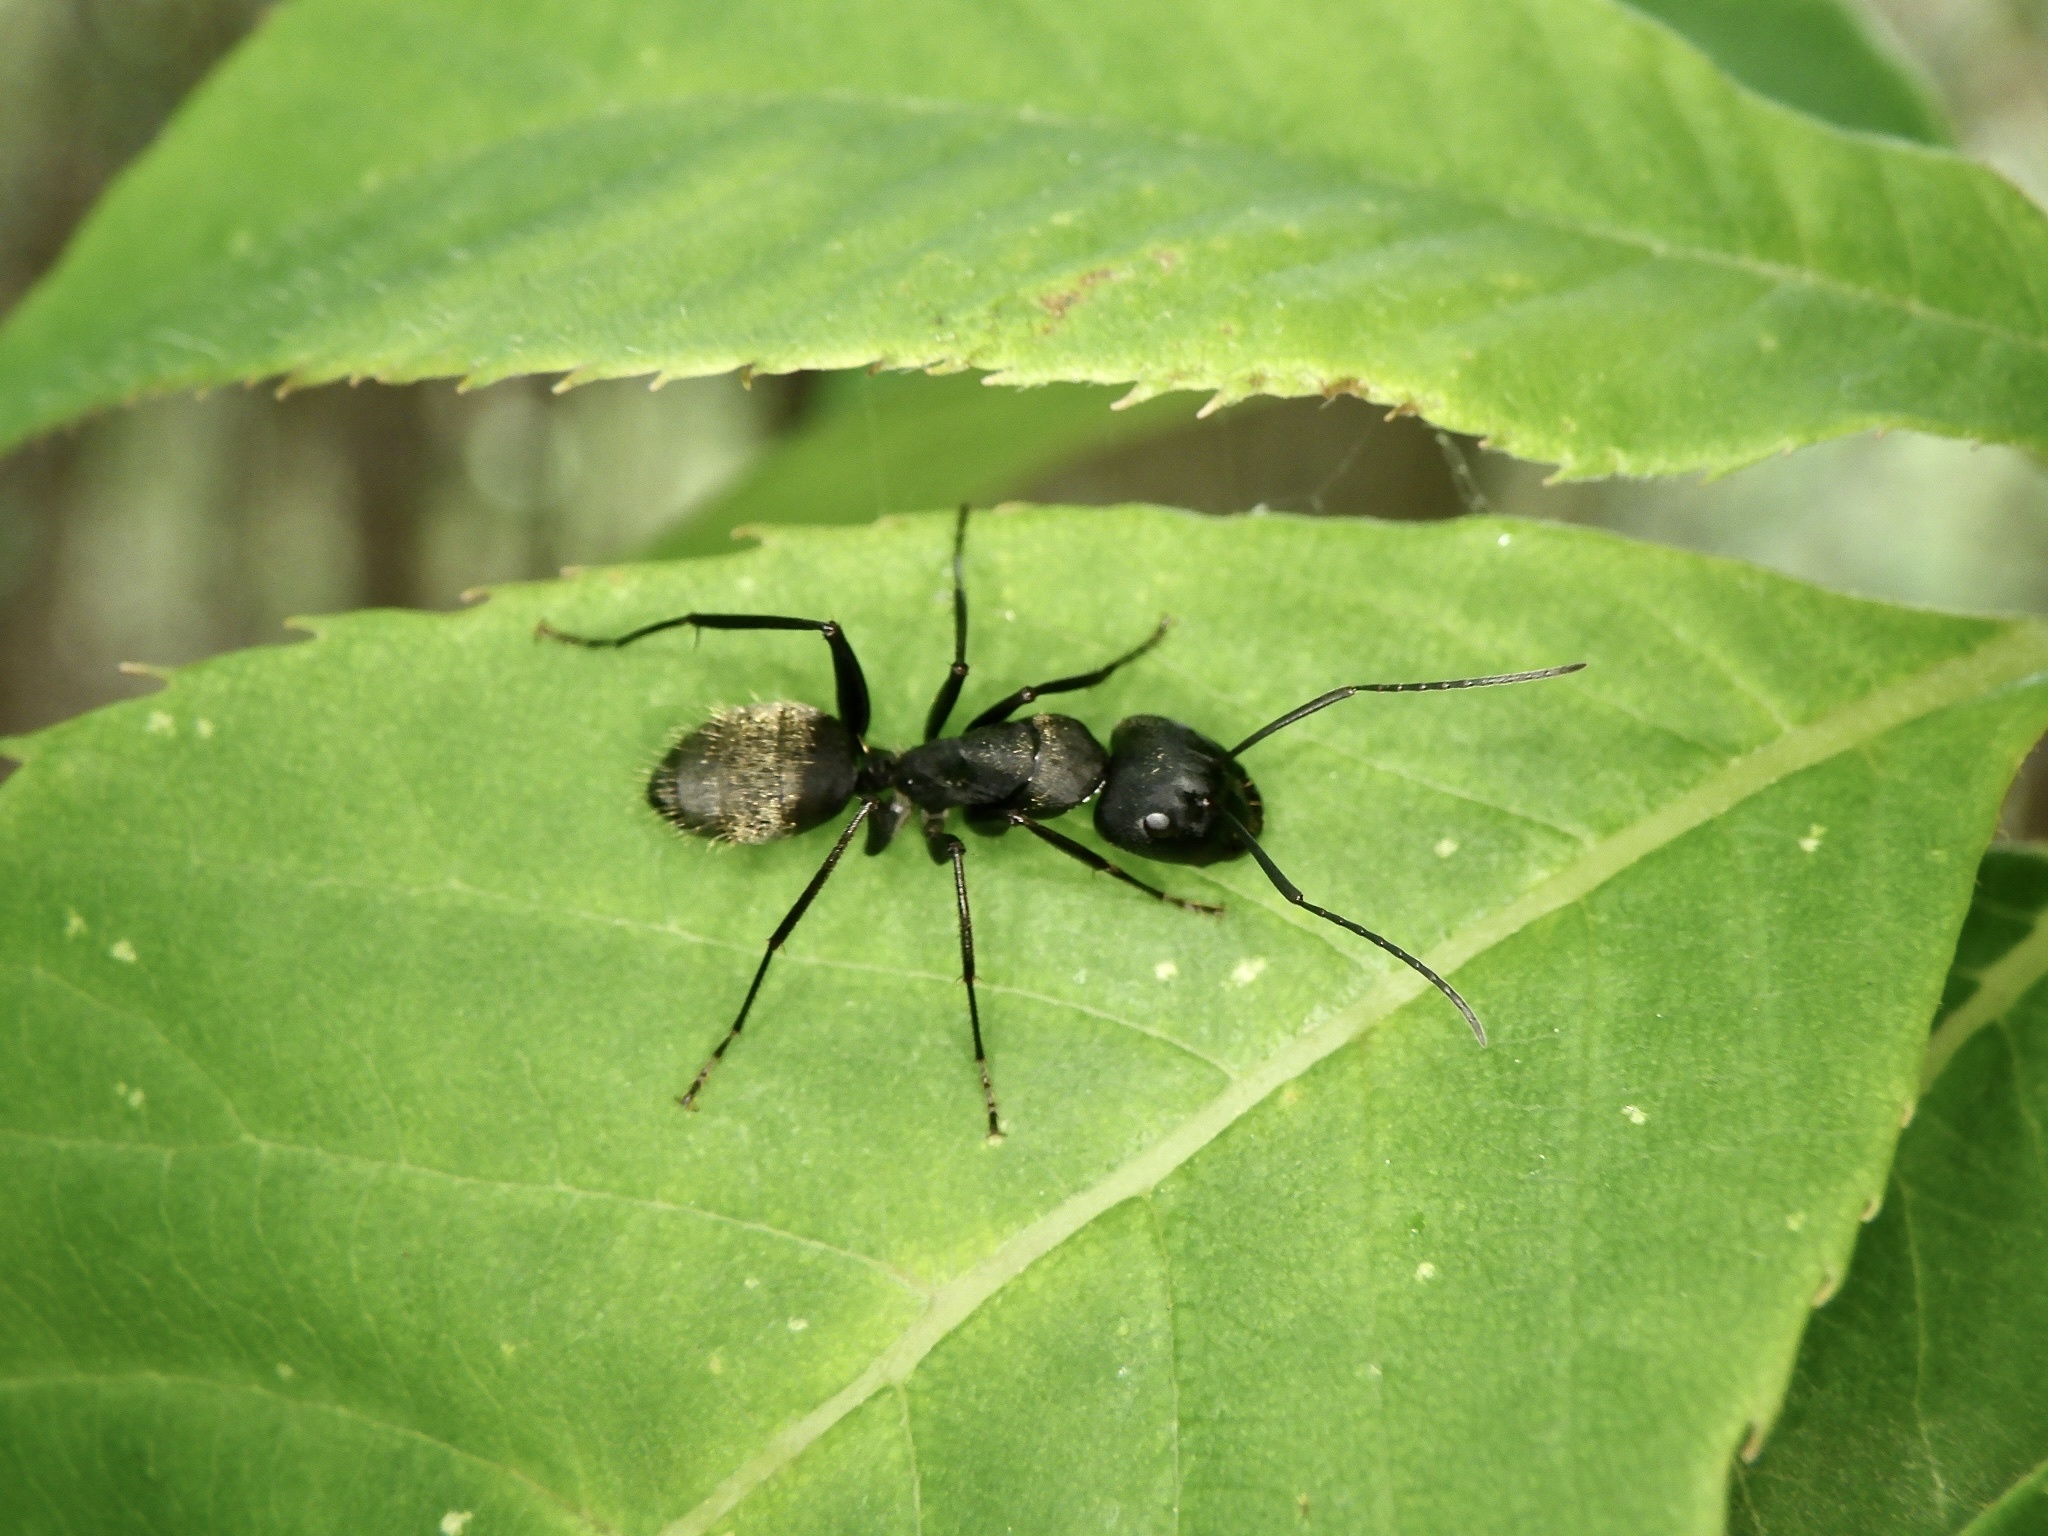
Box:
left=661, top=620, right=2048, bottom=1536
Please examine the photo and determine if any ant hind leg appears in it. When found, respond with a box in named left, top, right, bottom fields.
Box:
left=677, top=800, right=875, bottom=1111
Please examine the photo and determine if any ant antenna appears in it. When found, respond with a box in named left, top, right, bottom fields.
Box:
left=1222, top=811, right=1485, bottom=1044
left=1228, top=663, right=1585, bottom=758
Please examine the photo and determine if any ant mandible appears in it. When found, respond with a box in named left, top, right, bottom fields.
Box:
left=538, top=507, right=1584, bottom=1139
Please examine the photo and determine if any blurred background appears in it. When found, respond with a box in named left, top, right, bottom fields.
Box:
left=4, top=0, right=2047, bottom=829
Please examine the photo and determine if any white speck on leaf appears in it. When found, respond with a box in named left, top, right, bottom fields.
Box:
left=1229, top=957, right=1267, bottom=987
left=1786, top=1212, right=1807, bottom=1231
left=65, top=910, right=86, bottom=937
left=1072, top=968, right=1087, bottom=985
left=440, top=1513, right=473, bottom=1536
left=275, top=1362, right=295, bottom=1381
left=788, top=1317, right=808, bottom=1332
left=1798, top=823, right=1826, bottom=853
left=1415, top=1262, right=1437, bottom=1281
left=1496, top=533, right=1512, bottom=547
left=1154, top=960, right=1178, bottom=981
left=1433, top=837, right=1459, bottom=858
left=744, top=1276, right=760, bottom=1289
left=196, top=718, right=215, bottom=739
left=110, top=940, right=137, bottom=964
left=146, top=711, right=175, bottom=736
left=125, top=1087, right=145, bottom=1109
left=1622, top=1105, right=1647, bottom=1125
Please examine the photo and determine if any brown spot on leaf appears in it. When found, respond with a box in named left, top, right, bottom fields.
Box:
left=1038, top=267, right=1117, bottom=324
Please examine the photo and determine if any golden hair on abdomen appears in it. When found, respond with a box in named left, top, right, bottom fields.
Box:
left=650, top=701, right=855, bottom=844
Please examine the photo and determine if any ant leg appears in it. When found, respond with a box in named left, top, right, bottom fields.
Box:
left=1006, top=813, right=1222, bottom=914
left=923, top=505, right=972, bottom=742
left=677, top=800, right=876, bottom=1111
left=537, top=611, right=872, bottom=739
left=967, top=617, right=1171, bottom=729
left=925, top=819, right=1002, bottom=1140
left=1227, top=663, right=1585, bottom=757
left=1221, top=811, right=1486, bottom=1045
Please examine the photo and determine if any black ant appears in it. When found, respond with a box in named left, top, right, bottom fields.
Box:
left=538, top=508, right=1583, bottom=1139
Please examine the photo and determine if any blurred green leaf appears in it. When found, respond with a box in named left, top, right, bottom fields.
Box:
left=4, top=508, right=2047, bottom=1534
left=649, top=371, right=1206, bottom=560
left=1730, top=845, right=2048, bottom=1535
left=2, top=0, right=2046, bottom=477
left=1622, top=0, right=1948, bottom=142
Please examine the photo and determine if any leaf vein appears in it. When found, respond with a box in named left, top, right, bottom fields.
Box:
left=0, top=1370, right=612, bottom=1535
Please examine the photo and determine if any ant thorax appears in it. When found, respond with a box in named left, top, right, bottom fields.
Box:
left=892, top=713, right=1106, bottom=820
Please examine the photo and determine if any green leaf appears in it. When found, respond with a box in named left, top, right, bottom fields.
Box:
left=1731, top=845, right=2048, bottom=1536
left=652, top=0, right=1959, bottom=562
left=649, top=371, right=1208, bottom=560
left=1621, top=0, right=1949, bottom=143
left=3, top=0, right=2046, bottom=476
left=4, top=508, right=2046, bottom=1534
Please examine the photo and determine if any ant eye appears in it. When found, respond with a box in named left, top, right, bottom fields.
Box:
left=1142, top=811, right=1172, bottom=835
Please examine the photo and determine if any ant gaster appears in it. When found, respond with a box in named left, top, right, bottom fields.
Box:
left=538, top=508, right=1584, bottom=1139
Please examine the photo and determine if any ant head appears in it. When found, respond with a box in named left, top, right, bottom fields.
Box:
left=1094, top=715, right=1263, bottom=866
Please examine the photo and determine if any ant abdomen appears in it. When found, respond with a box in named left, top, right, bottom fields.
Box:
left=650, top=700, right=858, bottom=844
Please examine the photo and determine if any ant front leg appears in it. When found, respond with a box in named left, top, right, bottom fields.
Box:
left=924, top=814, right=1002, bottom=1141
left=1005, top=813, right=1223, bottom=915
